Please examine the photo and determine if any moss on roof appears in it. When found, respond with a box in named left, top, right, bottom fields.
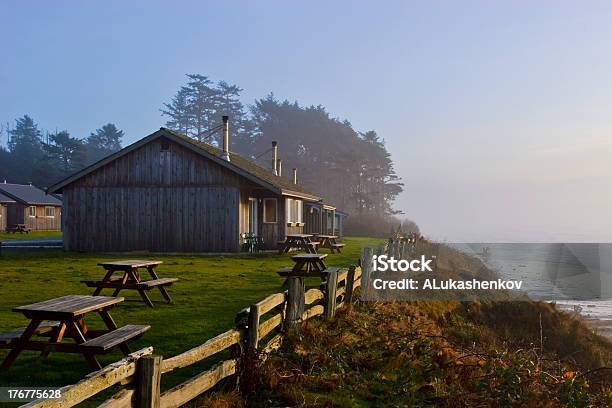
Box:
left=162, top=128, right=320, bottom=200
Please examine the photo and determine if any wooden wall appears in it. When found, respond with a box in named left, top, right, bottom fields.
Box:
left=62, top=138, right=254, bottom=252
left=0, top=204, right=6, bottom=231
left=6, top=203, right=23, bottom=226
left=25, top=205, right=62, bottom=230
left=4, top=203, right=62, bottom=231
left=64, top=186, right=237, bottom=252
left=237, top=191, right=285, bottom=249
left=303, top=204, right=322, bottom=235
left=321, top=209, right=335, bottom=235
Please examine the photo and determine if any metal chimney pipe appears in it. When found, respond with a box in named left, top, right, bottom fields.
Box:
left=272, top=141, right=278, bottom=175
left=292, top=168, right=297, bottom=184
left=277, top=159, right=282, bottom=177
left=221, top=116, right=230, bottom=162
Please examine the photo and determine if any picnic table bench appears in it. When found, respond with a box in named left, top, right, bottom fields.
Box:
left=82, top=260, right=177, bottom=307
left=5, top=224, right=30, bottom=234
left=315, top=234, right=345, bottom=253
left=278, top=234, right=319, bottom=254
left=0, top=295, right=150, bottom=370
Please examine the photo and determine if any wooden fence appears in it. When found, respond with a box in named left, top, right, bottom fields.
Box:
left=21, top=266, right=362, bottom=408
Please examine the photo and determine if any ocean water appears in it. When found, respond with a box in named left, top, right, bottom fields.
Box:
left=451, top=243, right=612, bottom=338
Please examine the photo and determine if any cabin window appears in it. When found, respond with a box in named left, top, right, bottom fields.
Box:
left=160, top=139, right=170, bottom=151
left=28, top=206, right=36, bottom=217
left=45, top=206, right=55, bottom=218
left=263, top=198, right=277, bottom=223
left=285, top=198, right=303, bottom=225
left=294, top=200, right=303, bottom=224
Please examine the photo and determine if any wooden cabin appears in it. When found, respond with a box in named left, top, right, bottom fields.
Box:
left=0, top=183, right=62, bottom=231
left=0, top=192, right=15, bottom=231
left=48, top=128, right=322, bottom=252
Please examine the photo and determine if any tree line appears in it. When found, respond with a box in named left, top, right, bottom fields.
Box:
left=0, top=74, right=410, bottom=235
left=161, top=74, right=405, bottom=232
left=0, top=117, right=123, bottom=187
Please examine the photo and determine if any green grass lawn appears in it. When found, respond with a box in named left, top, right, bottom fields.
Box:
left=0, top=231, right=63, bottom=241
left=0, top=236, right=382, bottom=406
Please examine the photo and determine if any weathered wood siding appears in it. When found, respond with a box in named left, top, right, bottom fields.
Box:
left=4, top=203, right=61, bottom=230
left=237, top=191, right=284, bottom=249
left=6, top=203, right=24, bottom=226
left=24, top=205, right=62, bottom=231
left=0, top=204, right=6, bottom=231
left=286, top=225, right=303, bottom=235
left=62, top=138, right=252, bottom=252
left=303, top=204, right=322, bottom=235
left=321, top=209, right=335, bottom=235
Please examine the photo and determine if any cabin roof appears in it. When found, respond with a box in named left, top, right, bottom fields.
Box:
left=0, top=192, right=15, bottom=203
left=0, top=183, right=62, bottom=205
left=48, top=128, right=321, bottom=200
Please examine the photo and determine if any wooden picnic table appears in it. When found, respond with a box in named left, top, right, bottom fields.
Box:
left=277, top=253, right=339, bottom=324
left=0, top=295, right=150, bottom=370
left=290, top=253, right=328, bottom=274
left=277, top=253, right=338, bottom=279
left=314, top=234, right=345, bottom=253
left=82, top=260, right=178, bottom=307
left=278, top=234, right=319, bottom=254
left=6, top=224, right=30, bottom=234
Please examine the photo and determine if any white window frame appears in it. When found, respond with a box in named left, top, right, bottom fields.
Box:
left=286, top=198, right=293, bottom=226
left=285, top=198, right=303, bottom=226
left=295, top=199, right=303, bottom=225
left=28, top=206, right=36, bottom=218
left=263, top=198, right=277, bottom=223
left=45, top=206, right=55, bottom=218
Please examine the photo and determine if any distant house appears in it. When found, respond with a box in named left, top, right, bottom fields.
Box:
left=0, top=183, right=63, bottom=231
left=48, top=126, right=345, bottom=252
left=0, top=192, right=15, bottom=231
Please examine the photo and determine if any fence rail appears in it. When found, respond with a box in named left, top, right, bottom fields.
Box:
left=21, top=265, right=362, bottom=408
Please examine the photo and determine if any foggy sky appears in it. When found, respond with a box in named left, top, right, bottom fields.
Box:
left=2, top=1, right=612, bottom=242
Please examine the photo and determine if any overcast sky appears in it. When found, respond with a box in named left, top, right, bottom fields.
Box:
left=2, top=1, right=612, bottom=242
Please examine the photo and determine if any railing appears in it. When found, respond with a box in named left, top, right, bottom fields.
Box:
left=21, top=266, right=363, bottom=408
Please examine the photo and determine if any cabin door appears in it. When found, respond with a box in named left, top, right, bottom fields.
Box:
left=248, top=198, right=258, bottom=235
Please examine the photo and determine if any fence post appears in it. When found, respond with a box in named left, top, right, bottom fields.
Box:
left=247, top=304, right=260, bottom=351
left=345, top=265, right=356, bottom=305
left=323, top=269, right=338, bottom=318
left=285, top=276, right=304, bottom=331
left=361, top=247, right=373, bottom=299
left=137, top=355, right=162, bottom=408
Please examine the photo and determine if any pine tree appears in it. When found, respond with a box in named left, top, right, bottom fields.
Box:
left=44, top=130, right=88, bottom=173
left=86, top=123, right=124, bottom=163
left=161, top=87, right=192, bottom=135
left=161, top=74, right=255, bottom=147
left=8, top=115, right=44, bottom=183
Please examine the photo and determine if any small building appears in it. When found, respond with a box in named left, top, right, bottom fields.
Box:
left=303, top=202, right=348, bottom=237
left=0, top=182, right=62, bottom=231
left=0, top=192, right=15, bottom=231
left=48, top=127, right=326, bottom=252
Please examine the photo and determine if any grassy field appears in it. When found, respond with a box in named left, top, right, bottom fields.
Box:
left=0, top=231, right=63, bottom=241
left=0, top=236, right=382, bottom=405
